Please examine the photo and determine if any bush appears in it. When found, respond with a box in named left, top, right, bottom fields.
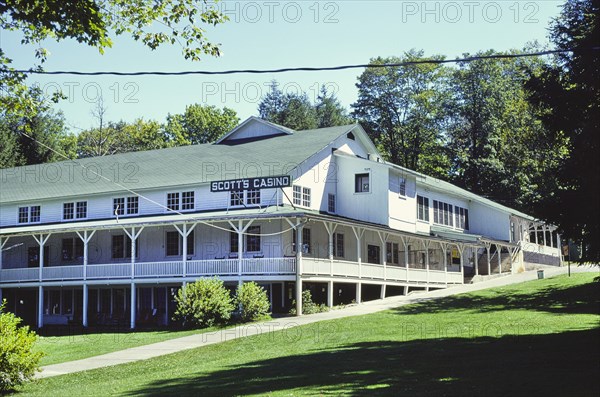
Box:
left=173, top=278, right=234, bottom=328
left=289, top=290, right=329, bottom=315
left=0, top=300, right=44, bottom=392
left=235, top=282, right=271, bottom=322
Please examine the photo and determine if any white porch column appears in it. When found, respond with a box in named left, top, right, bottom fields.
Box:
left=557, top=233, right=563, bottom=265
left=327, top=280, right=334, bottom=308
left=401, top=236, right=410, bottom=283
left=485, top=243, right=491, bottom=275
left=378, top=232, right=388, bottom=281
left=228, top=220, right=253, bottom=288
left=542, top=226, right=547, bottom=246
left=174, top=223, right=196, bottom=279
left=424, top=240, right=431, bottom=283
left=533, top=225, right=538, bottom=244
left=473, top=247, right=479, bottom=276
left=32, top=233, right=50, bottom=329
left=76, top=230, right=96, bottom=327
left=498, top=245, right=502, bottom=274
left=323, top=222, right=337, bottom=277
left=351, top=227, right=365, bottom=281
left=438, top=241, right=446, bottom=283
left=38, top=285, right=44, bottom=329
left=458, top=244, right=465, bottom=281
left=295, top=221, right=304, bottom=315
left=380, top=284, right=386, bottom=300
left=123, top=227, right=143, bottom=329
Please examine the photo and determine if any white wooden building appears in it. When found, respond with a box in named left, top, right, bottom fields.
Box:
left=0, top=117, right=562, bottom=328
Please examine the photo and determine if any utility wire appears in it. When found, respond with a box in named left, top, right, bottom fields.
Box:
left=12, top=48, right=600, bottom=77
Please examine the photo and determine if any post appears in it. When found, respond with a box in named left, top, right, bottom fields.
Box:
left=38, top=285, right=44, bottom=329
left=77, top=230, right=95, bottom=327
left=533, top=226, right=538, bottom=244
left=380, top=284, right=386, bottom=299
left=182, top=224, right=188, bottom=278
left=0, top=236, right=8, bottom=270
left=83, top=284, right=88, bottom=327
left=324, top=222, right=336, bottom=277
left=295, top=222, right=304, bottom=315
left=459, top=245, right=464, bottom=281
left=402, top=236, right=409, bottom=283
left=352, top=227, right=364, bottom=280
left=356, top=282, right=362, bottom=304
left=238, top=220, right=244, bottom=288
left=542, top=226, right=547, bottom=246
left=486, top=244, right=491, bottom=275
left=130, top=282, right=136, bottom=329
left=378, top=232, right=388, bottom=281
left=498, top=245, right=502, bottom=274
left=327, top=280, right=334, bottom=308
left=557, top=233, right=563, bottom=266
left=474, top=248, right=479, bottom=276
left=424, top=240, right=431, bottom=283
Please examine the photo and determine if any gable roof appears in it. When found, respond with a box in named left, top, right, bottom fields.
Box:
left=0, top=120, right=357, bottom=204
left=215, top=116, right=295, bottom=144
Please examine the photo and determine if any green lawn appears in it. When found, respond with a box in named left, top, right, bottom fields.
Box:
left=17, top=273, right=600, bottom=396
left=35, top=327, right=212, bottom=366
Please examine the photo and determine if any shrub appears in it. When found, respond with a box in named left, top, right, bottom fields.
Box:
left=173, top=278, right=234, bottom=328
left=289, top=290, right=329, bottom=315
left=235, top=282, right=271, bottom=322
left=0, top=300, right=44, bottom=392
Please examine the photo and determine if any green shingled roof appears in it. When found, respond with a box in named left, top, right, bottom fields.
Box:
left=0, top=124, right=356, bottom=204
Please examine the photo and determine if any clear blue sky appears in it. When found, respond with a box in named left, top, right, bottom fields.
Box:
left=1, top=0, right=564, bottom=133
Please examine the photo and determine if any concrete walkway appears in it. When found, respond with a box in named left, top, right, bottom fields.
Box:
left=38, top=265, right=598, bottom=379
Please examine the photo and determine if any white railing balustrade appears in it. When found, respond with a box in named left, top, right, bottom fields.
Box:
left=242, top=257, right=296, bottom=274
left=361, top=263, right=385, bottom=279
left=42, top=265, right=83, bottom=281
left=87, top=263, right=131, bottom=279
left=135, top=261, right=183, bottom=278
left=0, top=268, right=39, bottom=282
left=187, top=259, right=237, bottom=276
left=386, top=266, right=407, bottom=281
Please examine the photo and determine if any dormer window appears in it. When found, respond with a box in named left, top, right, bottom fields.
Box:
left=63, top=201, right=87, bottom=220
left=18, top=206, right=41, bottom=224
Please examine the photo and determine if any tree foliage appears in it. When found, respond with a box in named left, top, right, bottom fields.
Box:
left=352, top=50, right=452, bottom=178
left=526, top=0, right=600, bottom=260
left=173, top=278, right=234, bottom=328
left=0, top=300, right=44, bottom=392
left=164, top=104, right=239, bottom=145
left=235, top=282, right=271, bottom=322
left=258, top=81, right=350, bottom=130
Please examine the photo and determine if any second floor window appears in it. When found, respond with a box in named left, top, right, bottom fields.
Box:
left=367, top=244, right=380, bottom=264
left=114, top=196, right=139, bottom=216
left=167, top=193, right=179, bottom=211
left=417, top=195, right=429, bottom=222
left=246, top=226, right=261, bottom=252
left=64, top=201, right=86, bottom=220
left=165, top=231, right=195, bottom=256
left=230, top=190, right=244, bottom=207
left=333, top=232, right=344, bottom=258
left=386, top=242, right=400, bottom=265
left=18, top=206, right=40, bottom=224
left=292, top=185, right=302, bottom=205
left=328, top=193, right=336, bottom=213
left=246, top=189, right=260, bottom=205
left=355, top=173, right=370, bottom=193
left=112, top=235, right=139, bottom=259
left=302, top=187, right=311, bottom=207
left=292, top=227, right=312, bottom=254
left=181, top=191, right=194, bottom=210
left=62, top=238, right=84, bottom=261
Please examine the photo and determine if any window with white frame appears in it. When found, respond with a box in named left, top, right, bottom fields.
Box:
left=18, top=206, right=41, bottom=224
left=433, top=200, right=454, bottom=227
left=167, top=193, right=180, bottom=211
left=76, top=201, right=87, bottom=219
left=114, top=196, right=139, bottom=217
left=328, top=193, right=336, bottom=213
left=333, top=232, right=344, bottom=258
left=292, top=228, right=312, bottom=254
left=417, top=195, right=429, bottom=222
left=165, top=231, right=195, bottom=256
left=386, top=242, right=400, bottom=265
left=292, top=185, right=302, bottom=205
left=113, top=197, right=125, bottom=216
left=355, top=173, right=370, bottom=193
left=63, top=202, right=74, bottom=220
left=230, top=190, right=244, bottom=206
left=181, top=191, right=195, bottom=210
left=127, top=196, right=139, bottom=214
left=399, top=177, right=406, bottom=197
left=62, top=238, right=84, bottom=261
left=302, top=187, right=311, bottom=207
left=454, top=206, right=469, bottom=230
left=246, top=189, right=260, bottom=205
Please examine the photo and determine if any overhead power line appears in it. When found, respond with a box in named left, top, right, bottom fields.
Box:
left=12, top=48, right=600, bottom=77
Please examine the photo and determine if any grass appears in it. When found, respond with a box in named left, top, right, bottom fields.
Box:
left=34, top=327, right=214, bottom=366
left=15, top=273, right=600, bottom=396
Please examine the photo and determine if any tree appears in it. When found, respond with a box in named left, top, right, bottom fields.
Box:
left=352, top=50, right=451, bottom=177
left=0, top=100, right=76, bottom=168
left=164, top=104, right=239, bottom=145
left=0, top=300, right=44, bottom=391
left=173, top=278, right=234, bottom=328
left=258, top=81, right=352, bottom=130
left=315, top=85, right=353, bottom=128
left=235, top=282, right=271, bottom=322
left=526, top=0, right=600, bottom=260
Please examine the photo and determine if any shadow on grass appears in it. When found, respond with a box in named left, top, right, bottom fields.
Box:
left=395, top=277, right=600, bottom=316
left=125, top=328, right=600, bottom=397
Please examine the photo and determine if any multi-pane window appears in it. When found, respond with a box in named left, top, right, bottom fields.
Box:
left=112, top=235, right=139, bottom=259
left=30, top=206, right=40, bottom=222
left=328, top=193, right=336, bottom=213
left=181, top=191, right=194, bottom=210
left=246, top=189, right=260, bottom=205
left=230, top=190, right=244, bottom=207
left=293, top=228, right=312, bottom=254
left=433, top=200, right=454, bottom=227
left=62, top=238, right=84, bottom=261
left=63, top=202, right=74, bottom=220
left=399, top=177, right=406, bottom=197
left=230, top=229, right=238, bottom=253
left=333, top=233, right=344, bottom=258
left=355, top=173, right=370, bottom=193
left=113, top=198, right=125, bottom=216
left=292, top=185, right=302, bottom=206
left=246, top=226, right=261, bottom=252
left=127, top=196, right=139, bottom=214
left=165, top=231, right=195, bottom=256
left=455, top=207, right=470, bottom=230
left=63, top=202, right=86, bottom=220
left=18, top=206, right=40, bottom=224
left=167, top=193, right=180, bottom=211
left=302, top=187, right=311, bottom=207
left=417, top=195, right=429, bottom=221
left=367, top=244, right=381, bottom=264
left=386, top=242, right=400, bottom=265
left=76, top=201, right=87, bottom=219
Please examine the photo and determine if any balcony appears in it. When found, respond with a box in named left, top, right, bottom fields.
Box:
left=0, top=257, right=297, bottom=284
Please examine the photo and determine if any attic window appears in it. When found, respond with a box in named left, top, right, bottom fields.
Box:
left=347, top=132, right=355, bottom=140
